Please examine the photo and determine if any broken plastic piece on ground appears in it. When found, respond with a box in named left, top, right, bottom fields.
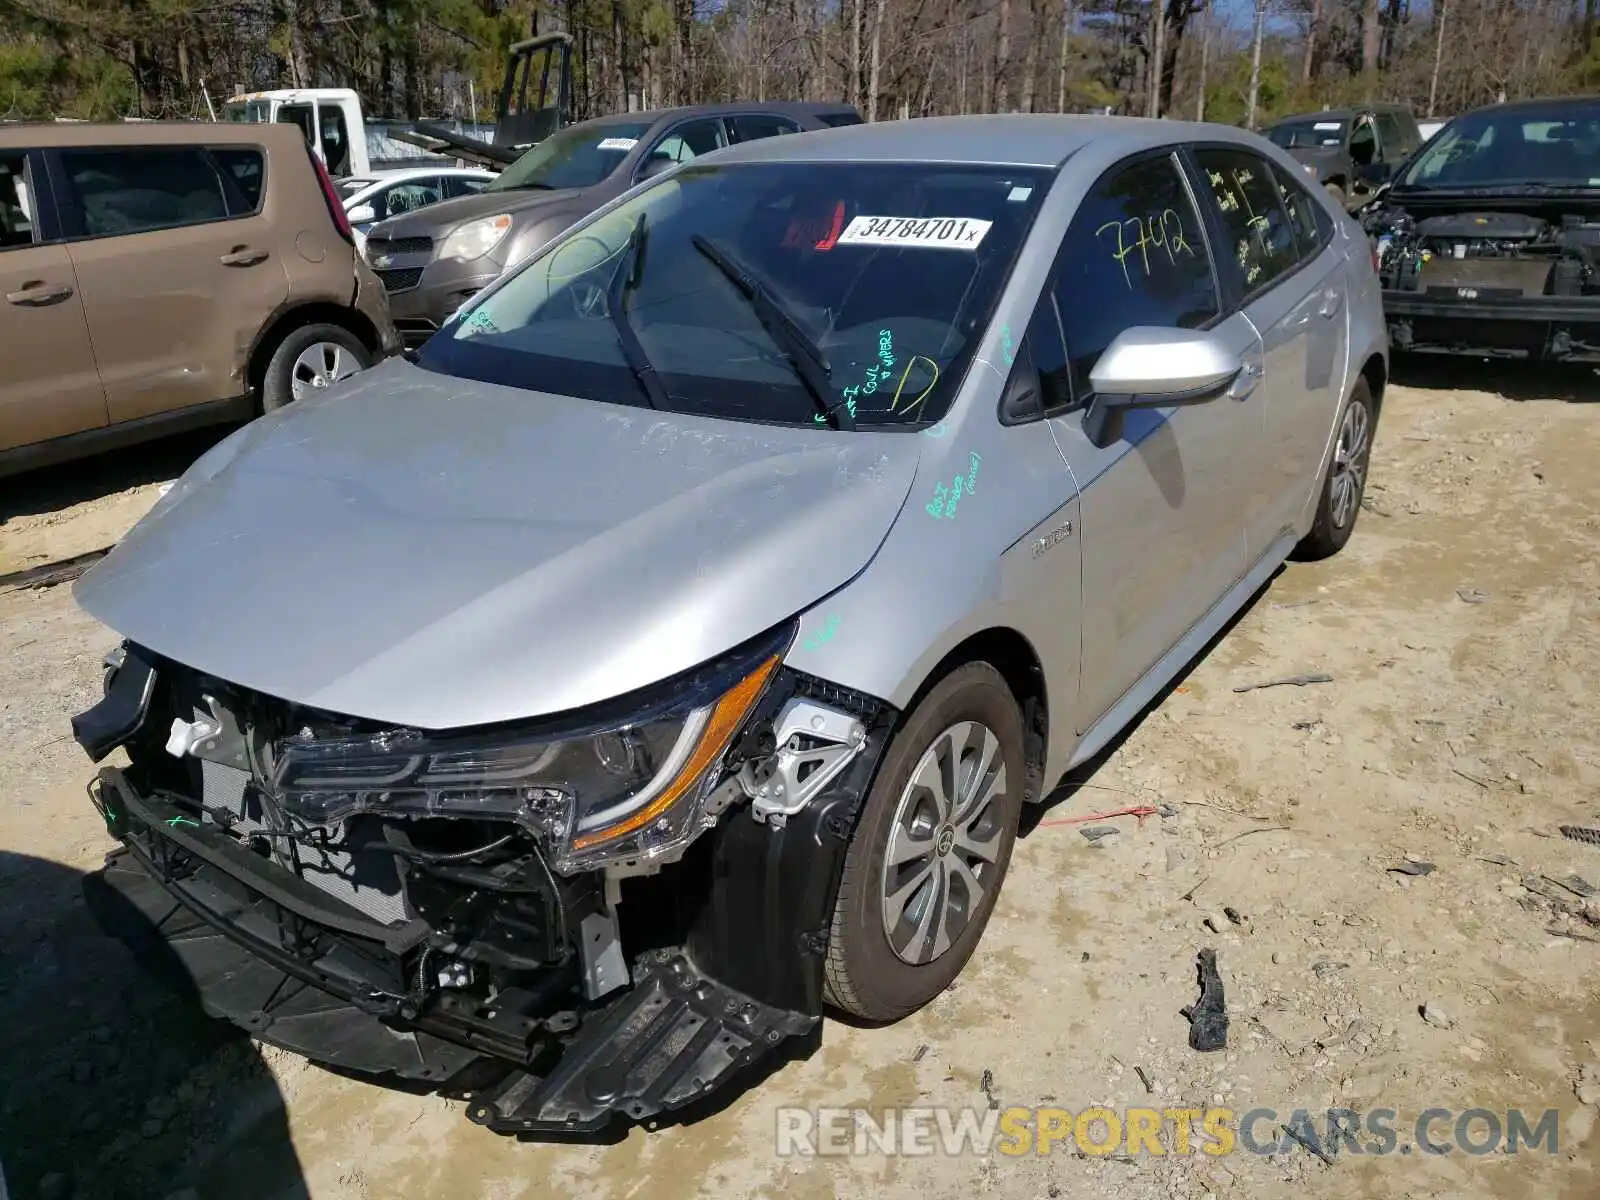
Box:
left=1389, top=860, right=1436, bottom=876
left=1182, top=948, right=1228, bottom=1053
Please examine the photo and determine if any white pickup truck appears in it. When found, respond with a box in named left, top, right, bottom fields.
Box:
left=221, top=88, right=490, bottom=179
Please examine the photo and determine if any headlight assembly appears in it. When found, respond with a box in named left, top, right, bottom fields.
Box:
left=270, top=645, right=784, bottom=875
left=439, top=213, right=513, bottom=262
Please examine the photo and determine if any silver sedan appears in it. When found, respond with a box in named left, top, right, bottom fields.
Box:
left=72, top=114, right=1386, bottom=1133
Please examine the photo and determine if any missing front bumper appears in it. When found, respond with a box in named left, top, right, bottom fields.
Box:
left=83, top=750, right=869, bottom=1133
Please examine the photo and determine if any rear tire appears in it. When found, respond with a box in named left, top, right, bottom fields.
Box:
left=260, top=323, right=371, bottom=413
left=1293, top=376, right=1375, bottom=561
left=823, top=663, right=1025, bottom=1022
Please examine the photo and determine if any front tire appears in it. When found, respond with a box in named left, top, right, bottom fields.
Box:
left=261, top=323, right=371, bottom=413
left=1294, top=376, right=1375, bottom=561
left=823, top=663, right=1025, bottom=1021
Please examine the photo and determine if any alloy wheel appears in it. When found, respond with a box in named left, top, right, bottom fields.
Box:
left=880, top=720, right=1009, bottom=965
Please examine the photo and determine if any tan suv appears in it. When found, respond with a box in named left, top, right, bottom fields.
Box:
left=0, top=122, right=400, bottom=478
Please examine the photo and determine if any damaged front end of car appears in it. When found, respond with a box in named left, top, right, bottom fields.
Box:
left=1362, top=197, right=1600, bottom=359
left=71, top=622, right=894, bottom=1134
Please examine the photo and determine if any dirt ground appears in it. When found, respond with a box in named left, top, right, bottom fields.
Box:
left=2, top=363, right=1598, bottom=1200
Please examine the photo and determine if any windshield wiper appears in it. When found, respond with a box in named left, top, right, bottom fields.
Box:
left=607, top=213, right=667, bottom=410
left=691, top=234, right=853, bottom=431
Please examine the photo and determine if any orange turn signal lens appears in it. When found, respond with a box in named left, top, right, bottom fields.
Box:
left=569, top=653, right=781, bottom=852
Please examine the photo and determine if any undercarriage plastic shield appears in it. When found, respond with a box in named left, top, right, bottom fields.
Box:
left=465, top=950, right=814, bottom=1133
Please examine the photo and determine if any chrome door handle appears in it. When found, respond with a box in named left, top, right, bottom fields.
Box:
left=1318, top=289, right=1343, bottom=318
left=1229, top=361, right=1263, bottom=401
left=220, top=247, right=269, bottom=267
left=5, top=282, right=74, bottom=307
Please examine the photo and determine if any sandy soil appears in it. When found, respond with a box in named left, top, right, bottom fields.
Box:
left=2, top=366, right=1598, bottom=1200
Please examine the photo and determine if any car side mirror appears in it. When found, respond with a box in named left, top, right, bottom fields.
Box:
left=1082, top=327, right=1243, bottom=449
left=347, top=203, right=377, bottom=224
left=638, top=155, right=675, bottom=181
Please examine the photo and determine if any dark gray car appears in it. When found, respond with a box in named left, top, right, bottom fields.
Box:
left=1265, top=103, right=1423, bottom=209
left=367, top=101, right=861, bottom=344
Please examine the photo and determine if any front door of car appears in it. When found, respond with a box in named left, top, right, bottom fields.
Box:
left=1042, top=150, right=1261, bottom=735
left=54, top=144, right=289, bottom=425
left=0, top=148, right=109, bottom=453
left=1187, top=147, right=1348, bottom=563
left=636, top=117, right=728, bottom=183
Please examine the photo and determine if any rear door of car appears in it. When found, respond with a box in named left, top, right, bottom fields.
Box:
left=1041, top=148, right=1260, bottom=732
left=50, top=141, right=290, bottom=424
left=0, top=146, right=108, bottom=452
left=1184, top=145, right=1346, bottom=564
left=727, top=114, right=803, bottom=144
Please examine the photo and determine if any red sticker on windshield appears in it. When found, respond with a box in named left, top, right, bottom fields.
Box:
left=782, top=201, right=846, bottom=251
left=814, top=201, right=845, bottom=251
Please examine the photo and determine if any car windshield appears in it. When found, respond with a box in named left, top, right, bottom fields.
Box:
left=487, top=120, right=654, bottom=192
left=1397, top=103, right=1600, bottom=188
left=1267, top=119, right=1347, bottom=150
left=418, top=161, right=1051, bottom=429
left=222, top=100, right=270, bottom=124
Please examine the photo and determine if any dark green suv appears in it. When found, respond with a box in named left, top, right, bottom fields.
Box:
left=1266, top=103, right=1423, bottom=208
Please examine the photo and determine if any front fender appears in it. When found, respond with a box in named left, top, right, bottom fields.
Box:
left=786, top=388, right=1086, bottom=789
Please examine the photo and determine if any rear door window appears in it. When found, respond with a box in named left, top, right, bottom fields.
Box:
left=0, top=152, right=37, bottom=248
left=1052, top=151, right=1219, bottom=396
left=1271, top=163, right=1331, bottom=261
left=60, top=148, right=231, bottom=238
left=1375, top=111, right=1412, bottom=157
left=1190, top=148, right=1300, bottom=298
left=209, top=147, right=266, bottom=213
left=729, top=114, right=802, bottom=143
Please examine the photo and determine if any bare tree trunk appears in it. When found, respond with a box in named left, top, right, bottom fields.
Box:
left=1427, top=0, right=1446, bottom=116
left=1301, top=0, right=1320, bottom=85
left=1361, top=0, right=1381, bottom=93
left=1057, top=0, right=1075, bottom=112
left=867, top=0, right=885, bottom=120
left=1147, top=0, right=1165, bottom=117
left=1245, top=0, right=1265, bottom=129
left=849, top=0, right=863, bottom=110
left=1586, top=0, right=1598, bottom=61
left=613, top=0, right=626, bottom=111
left=1196, top=18, right=1207, bottom=120
left=958, top=35, right=968, bottom=113
left=1021, top=0, right=1042, bottom=110
left=994, top=0, right=1012, bottom=111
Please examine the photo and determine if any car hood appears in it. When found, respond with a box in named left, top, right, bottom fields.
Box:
left=75, top=360, right=922, bottom=730
left=369, top=186, right=590, bottom=241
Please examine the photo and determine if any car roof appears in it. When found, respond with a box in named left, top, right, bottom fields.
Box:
left=0, top=120, right=309, bottom=151
left=1268, top=104, right=1412, bottom=126
left=1454, top=95, right=1600, bottom=117
left=702, top=113, right=1271, bottom=169
left=572, top=101, right=858, bottom=133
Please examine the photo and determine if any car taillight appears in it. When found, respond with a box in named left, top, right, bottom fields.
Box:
left=306, top=145, right=354, bottom=245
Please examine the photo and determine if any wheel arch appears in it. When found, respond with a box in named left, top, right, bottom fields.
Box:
left=896, top=626, right=1050, bottom=806
left=246, top=302, right=382, bottom=405
left=1359, top=351, right=1388, bottom=418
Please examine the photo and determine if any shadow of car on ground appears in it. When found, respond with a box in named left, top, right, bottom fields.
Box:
left=0, top=848, right=307, bottom=1200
